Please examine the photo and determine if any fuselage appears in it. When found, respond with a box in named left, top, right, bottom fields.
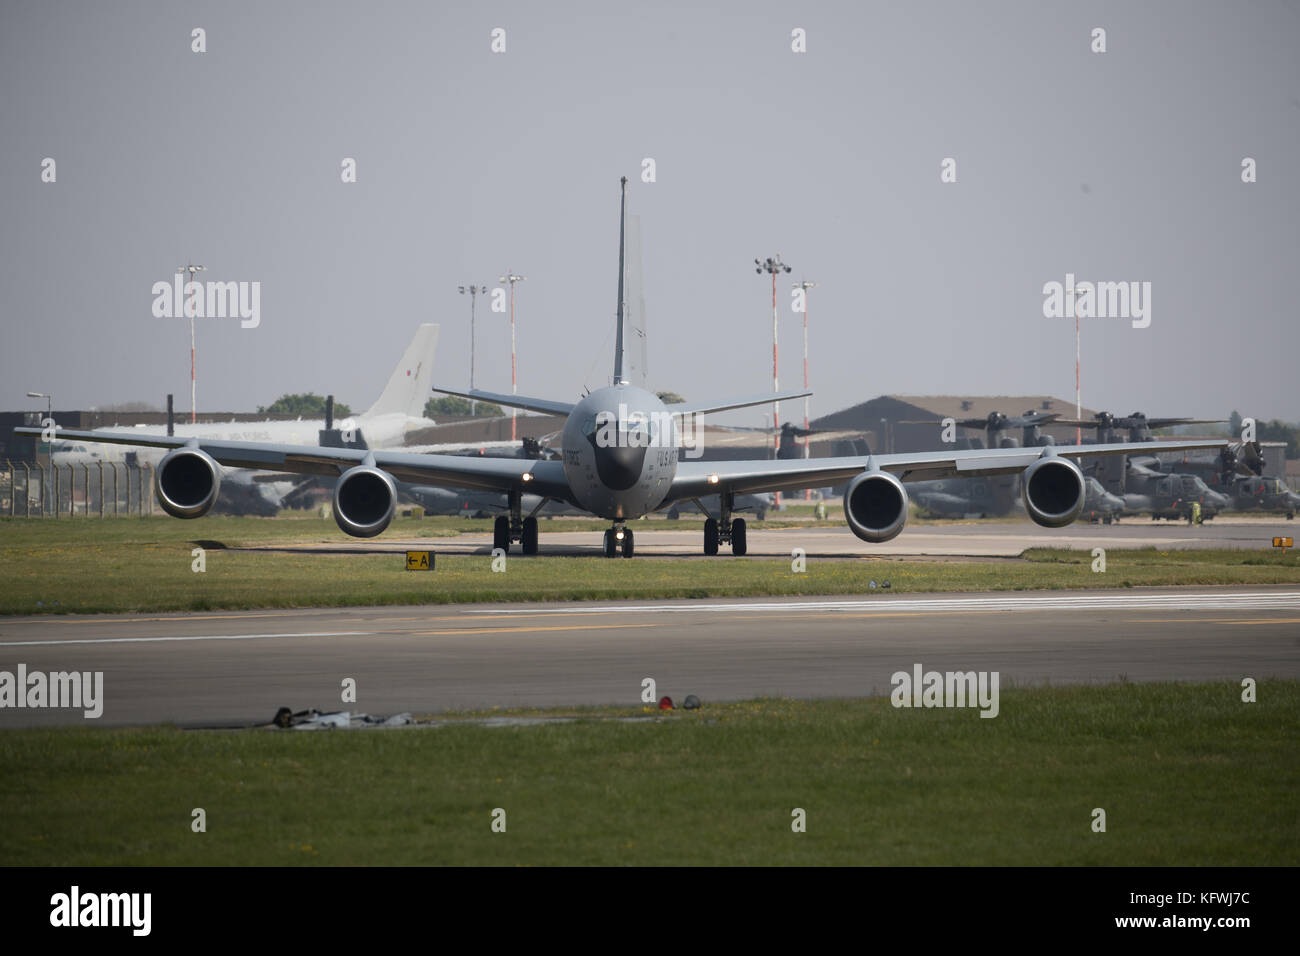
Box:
left=560, top=384, right=678, bottom=519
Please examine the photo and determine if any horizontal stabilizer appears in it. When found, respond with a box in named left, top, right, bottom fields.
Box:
left=668, top=390, right=812, bottom=418
left=430, top=386, right=575, bottom=417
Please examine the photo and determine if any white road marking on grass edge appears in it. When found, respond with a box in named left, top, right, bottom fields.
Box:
left=0, top=631, right=370, bottom=648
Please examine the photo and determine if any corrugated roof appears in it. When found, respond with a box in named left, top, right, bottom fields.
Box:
left=812, top=394, right=1097, bottom=432
left=884, top=395, right=1096, bottom=420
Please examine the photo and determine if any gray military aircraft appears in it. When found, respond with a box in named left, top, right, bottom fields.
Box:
left=1120, top=461, right=1232, bottom=521
left=908, top=477, right=1003, bottom=518
left=16, top=179, right=1233, bottom=558
left=909, top=474, right=1123, bottom=523
left=897, top=411, right=1060, bottom=517
left=1163, top=442, right=1265, bottom=488
left=900, top=410, right=1061, bottom=449
left=1140, top=444, right=1295, bottom=517
left=1080, top=477, right=1126, bottom=524
left=1221, top=476, right=1299, bottom=518
left=1058, top=411, right=1226, bottom=445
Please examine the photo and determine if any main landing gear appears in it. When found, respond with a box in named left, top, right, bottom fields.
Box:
left=603, top=523, right=633, bottom=558
left=493, top=488, right=542, bottom=556
left=700, top=491, right=747, bottom=556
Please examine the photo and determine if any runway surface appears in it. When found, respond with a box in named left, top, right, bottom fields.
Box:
left=2, top=586, right=1297, bottom=728
left=231, top=515, right=1295, bottom=560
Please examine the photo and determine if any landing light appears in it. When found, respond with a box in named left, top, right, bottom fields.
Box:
left=521, top=472, right=533, bottom=482
left=616, top=530, right=625, bottom=540
left=708, top=473, right=720, bottom=484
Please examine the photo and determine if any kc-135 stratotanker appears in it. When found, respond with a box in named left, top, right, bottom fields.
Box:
left=19, top=178, right=1244, bottom=558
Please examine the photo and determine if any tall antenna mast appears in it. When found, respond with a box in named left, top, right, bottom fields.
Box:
left=613, top=176, right=628, bottom=385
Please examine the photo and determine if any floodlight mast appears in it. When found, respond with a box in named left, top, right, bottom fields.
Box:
left=755, top=255, right=792, bottom=458
left=1074, top=281, right=1082, bottom=445
left=459, top=284, right=488, bottom=416
left=794, top=279, right=817, bottom=493
left=176, top=263, right=206, bottom=423
left=499, top=272, right=526, bottom=440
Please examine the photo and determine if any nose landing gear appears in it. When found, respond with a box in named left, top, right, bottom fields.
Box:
left=603, top=523, right=633, bottom=558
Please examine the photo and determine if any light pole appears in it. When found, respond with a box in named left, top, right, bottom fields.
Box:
left=26, top=391, right=52, bottom=513
left=1073, top=279, right=1082, bottom=445
left=458, top=284, right=487, bottom=416
left=794, top=279, right=816, bottom=499
left=755, top=255, right=792, bottom=459
left=499, top=272, right=526, bottom=441
left=177, top=263, right=206, bottom=423
left=793, top=280, right=816, bottom=453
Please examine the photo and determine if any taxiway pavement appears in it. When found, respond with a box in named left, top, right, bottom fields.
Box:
left=2, top=586, right=1296, bottom=727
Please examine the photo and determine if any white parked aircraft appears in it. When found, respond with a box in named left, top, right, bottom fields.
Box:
left=49, top=324, right=440, bottom=468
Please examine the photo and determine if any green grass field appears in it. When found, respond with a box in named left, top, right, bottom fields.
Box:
left=2, top=515, right=1298, bottom=614
left=1, top=682, right=1294, bottom=865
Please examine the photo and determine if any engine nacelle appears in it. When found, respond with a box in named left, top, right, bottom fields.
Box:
left=1022, top=455, right=1086, bottom=528
left=843, top=470, right=909, bottom=543
left=154, top=448, right=221, bottom=518
left=333, top=465, right=397, bottom=538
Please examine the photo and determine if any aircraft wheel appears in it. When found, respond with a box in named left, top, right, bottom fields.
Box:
left=757, top=509, right=767, bottom=522
left=603, top=529, right=618, bottom=558
left=493, top=516, right=510, bottom=553
left=731, top=518, right=747, bottom=556
left=667, top=507, right=680, bottom=520
left=703, top=518, right=719, bottom=556
left=621, top=529, right=634, bottom=558
left=522, top=516, right=539, bottom=555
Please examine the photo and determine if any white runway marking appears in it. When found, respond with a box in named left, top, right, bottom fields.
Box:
left=468, top=591, right=1300, bottom=615
left=2, top=592, right=1296, bottom=648
left=0, top=631, right=369, bottom=648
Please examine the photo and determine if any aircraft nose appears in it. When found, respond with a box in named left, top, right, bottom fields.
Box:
left=592, top=443, right=646, bottom=491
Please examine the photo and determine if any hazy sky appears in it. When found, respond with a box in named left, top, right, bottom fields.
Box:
left=3, top=0, right=1297, bottom=426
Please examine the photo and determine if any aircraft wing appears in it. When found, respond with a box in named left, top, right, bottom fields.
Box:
left=13, top=427, right=575, bottom=500
left=666, top=439, right=1230, bottom=499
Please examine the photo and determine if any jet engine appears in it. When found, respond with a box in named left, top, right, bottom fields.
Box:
left=843, top=469, right=909, bottom=542
left=1021, top=455, right=1086, bottom=528
left=333, top=465, right=397, bottom=537
left=154, top=448, right=221, bottom=518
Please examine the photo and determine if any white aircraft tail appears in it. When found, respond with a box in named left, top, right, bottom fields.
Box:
left=365, top=323, right=440, bottom=419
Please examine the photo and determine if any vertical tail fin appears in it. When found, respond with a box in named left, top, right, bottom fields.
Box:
left=623, top=212, right=649, bottom=388
left=613, top=176, right=628, bottom=385
left=364, top=323, right=440, bottom=419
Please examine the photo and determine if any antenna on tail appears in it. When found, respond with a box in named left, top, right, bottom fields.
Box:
left=613, top=176, right=628, bottom=385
